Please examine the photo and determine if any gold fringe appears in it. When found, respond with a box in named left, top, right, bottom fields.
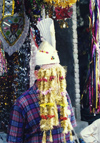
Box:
left=49, top=130, right=53, bottom=142
left=64, top=133, right=66, bottom=143
left=42, top=131, right=46, bottom=143
left=70, top=131, right=73, bottom=141
left=38, top=65, right=73, bottom=143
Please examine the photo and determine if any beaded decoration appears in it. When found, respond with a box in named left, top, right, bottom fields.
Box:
left=51, top=56, right=55, bottom=60
left=0, top=0, right=26, bottom=46
left=2, top=0, right=15, bottom=17
left=37, top=65, right=73, bottom=143
left=39, top=50, right=49, bottom=54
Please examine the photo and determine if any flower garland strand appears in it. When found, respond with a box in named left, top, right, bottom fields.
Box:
left=37, top=65, right=73, bottom=143
left=43, top=0, right=78, bottom=8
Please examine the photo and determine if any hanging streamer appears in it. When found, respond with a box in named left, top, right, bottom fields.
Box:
left=82, top=0, right=100, bottom=114
left=0, top=40, right=7, bottom=76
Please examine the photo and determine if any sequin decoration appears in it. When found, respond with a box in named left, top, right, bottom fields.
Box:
left=18, top=31, right=30, bottom=96
left=0, top=30, right=30, bottom=131
left=14, top=0, right=24, bottom=13
left=0, top=40, right=7, bottom=76
left=3, top=0, right=14, bottom=16
left=1, top=16, right=25, bottom=46
left=0, top=75, right=15, bottom=131
left=0, top=1, right=3, bottom=20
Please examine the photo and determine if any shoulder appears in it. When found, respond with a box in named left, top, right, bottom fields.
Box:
left=13, top=83, right=39, bottom=109
left=66, top=91, right=72, bottom=105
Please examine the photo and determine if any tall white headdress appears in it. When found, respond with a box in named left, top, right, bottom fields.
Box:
left=35, top=18, right=60, bottom=66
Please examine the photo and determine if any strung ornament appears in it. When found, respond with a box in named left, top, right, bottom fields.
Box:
left=1, top=16, right=24, bottom=45
left=0, top=40, right=7, bottom=76
left=0, top=0, right=30, bottom=56
left=58, top=20, right=69, bottom=28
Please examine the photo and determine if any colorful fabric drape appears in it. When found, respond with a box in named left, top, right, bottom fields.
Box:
left=82, top=0, right=100, bottom=114
left=0, top=40, right=7, bottom=76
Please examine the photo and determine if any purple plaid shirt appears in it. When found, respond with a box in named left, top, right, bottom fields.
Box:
left=7, top=82, right=76, bottom=143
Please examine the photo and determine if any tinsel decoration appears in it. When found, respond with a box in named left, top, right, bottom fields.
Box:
left=24, top=0, right=42, bottom=24
left=0, top=0, right=39, bottom=131
left=30, top=27, right=39, bottom=87
left=43, top=0, right=78, bottom=8
left=0, top=30, right=31, bottom=131
left=17, top=30, right=30, bottom=96
left=81, top=0, right=100, bottom=114
left=0, top=0, right=78, bottom=133
left=0, top=40, right=7, bottom=76
left=24, top=0, right=74, bottom=29
left=14, top=0, right=24, bottom=13
left=0, top=74, right=15, bottom=131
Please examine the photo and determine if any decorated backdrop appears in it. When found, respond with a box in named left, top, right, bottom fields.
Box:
left=0, top=0, right=78, bottom=132
left=80, top=0, right=100, bottom=124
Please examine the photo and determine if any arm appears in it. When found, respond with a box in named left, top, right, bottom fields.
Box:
left=7, top=104, right=24, bottom=143
left=80, top=119, right=100, bottom=143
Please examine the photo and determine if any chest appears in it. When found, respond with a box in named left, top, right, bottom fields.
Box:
left=25, top=94, right=40, bottom=127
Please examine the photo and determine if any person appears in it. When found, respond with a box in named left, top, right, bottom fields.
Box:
left=7, top=18, right=76, bottom=143
left=80, top=119, right=100, bottom=143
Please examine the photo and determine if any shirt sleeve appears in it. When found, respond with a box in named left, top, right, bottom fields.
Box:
left=7, top=104, right=24, bottom=143
left=80, top=119, right=100, bottom=143
left=66, top=92, right=77, bottom=128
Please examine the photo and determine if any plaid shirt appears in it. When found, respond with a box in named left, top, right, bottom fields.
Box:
left=7, top=82, right=76, bottom=143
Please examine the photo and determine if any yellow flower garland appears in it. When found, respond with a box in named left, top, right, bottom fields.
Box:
left=43, top=0, right=78, bottom=8
left=37, top=65, right=73, bottom=142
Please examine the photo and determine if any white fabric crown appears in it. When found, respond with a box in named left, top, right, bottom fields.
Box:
left=35, top=18, right=60, bottom=66
left=35, top=41, right=60, bottom=65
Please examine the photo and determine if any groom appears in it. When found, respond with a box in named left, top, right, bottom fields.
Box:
left=7, top=18, right=76, bottom=143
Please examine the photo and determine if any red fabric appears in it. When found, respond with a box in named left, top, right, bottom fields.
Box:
left=55, top=7, right=73, bottom=20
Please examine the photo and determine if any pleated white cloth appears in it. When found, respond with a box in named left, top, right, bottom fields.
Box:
left=80, top=119, right=100, bottom=143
